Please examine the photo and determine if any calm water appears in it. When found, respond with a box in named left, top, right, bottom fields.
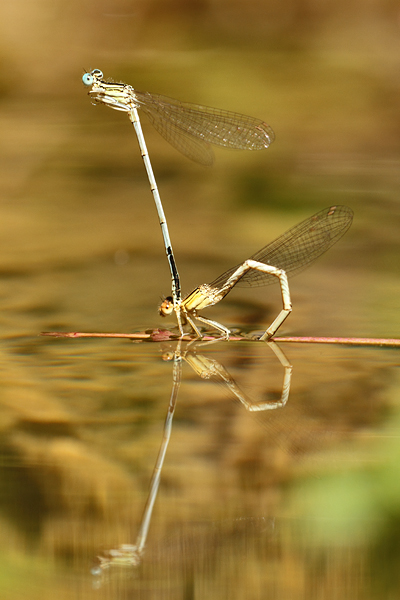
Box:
left=0, top=2, right=400, bottom=598
left=1, top=335, right=399, bottom=599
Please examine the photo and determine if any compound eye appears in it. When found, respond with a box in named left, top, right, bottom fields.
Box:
left=159, top=296, right=174, bottom=316
left=82, top=73, right=94, bottom=86
left=82, top=69, right=103, bottom=86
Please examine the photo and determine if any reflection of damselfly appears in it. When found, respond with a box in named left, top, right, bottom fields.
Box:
left=91, top=339, right=291, bottom=578
left=159, top=205, right=353, bottom=340
left=82, top=69, right=274, bottom=306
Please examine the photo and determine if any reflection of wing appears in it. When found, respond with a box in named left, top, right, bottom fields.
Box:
left=135, top=90, right=274, bottom=166
left=210, top=205, right=353, bottom=288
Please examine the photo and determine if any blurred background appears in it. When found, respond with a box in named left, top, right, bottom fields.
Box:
left=0, top=1, right=399, bottom=599
left=0, top=0, right=399, bottom=337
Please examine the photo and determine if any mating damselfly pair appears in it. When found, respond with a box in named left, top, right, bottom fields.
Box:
left=82, top=69, right=353, bottom=340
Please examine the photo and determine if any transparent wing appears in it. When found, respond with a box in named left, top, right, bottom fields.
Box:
left=134, top=90, right=275, bottom=166
left=209, top=205, right=354, bottom=289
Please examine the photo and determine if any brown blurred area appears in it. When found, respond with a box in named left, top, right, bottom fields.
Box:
left=0, top=1, right=399, bottom=599
left=0, top=0, right=399, bottom=94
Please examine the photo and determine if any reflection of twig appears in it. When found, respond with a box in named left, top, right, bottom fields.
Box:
left=41, top=329, right=400, bottom=347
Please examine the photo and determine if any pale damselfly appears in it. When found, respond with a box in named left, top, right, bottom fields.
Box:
left=159, top=205, right=353, bottom=340
left=82, top=69, right=275, bottom=307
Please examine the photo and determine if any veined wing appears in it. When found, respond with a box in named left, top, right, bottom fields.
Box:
left=209, top=205, right=353, bottom=289
left=134, top=90, right=275, bottom=166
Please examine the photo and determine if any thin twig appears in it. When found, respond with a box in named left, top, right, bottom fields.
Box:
left=275, top=336, right=400, bottom=347
left=40, top=330, right=400, bottom=347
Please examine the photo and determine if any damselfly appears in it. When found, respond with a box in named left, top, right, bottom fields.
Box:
left=159, top=205, right=353, bottom=340
left=82, top=69, right=275, bottom=307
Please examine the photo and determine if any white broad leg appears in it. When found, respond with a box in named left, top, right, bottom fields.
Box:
left=173, top=304, right=186, bottom=337
left=194, top=315, right=231, bottom=339
left=184, top=313, right=203, bottom=338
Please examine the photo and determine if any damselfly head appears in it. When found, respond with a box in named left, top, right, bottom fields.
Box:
left=82, top=69, right=104, bottom=87
left=159, top=296, right=174, bottom=317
